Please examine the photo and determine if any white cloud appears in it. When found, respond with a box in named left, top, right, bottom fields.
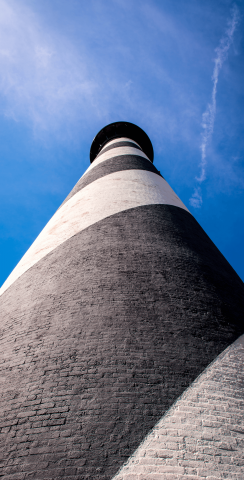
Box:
left=0, top=0, right=205, bottom=148
left=190, top=4, right=240, bottom=208
left=189, top=186, right=202, bottom=209
left=0, top=0, right=98, bottom=134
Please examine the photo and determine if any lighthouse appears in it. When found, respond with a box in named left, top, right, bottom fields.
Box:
left=0, top=122, right=244, bottom=479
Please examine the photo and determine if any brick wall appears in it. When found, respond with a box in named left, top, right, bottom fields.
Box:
left=60, top=154, right=162, bottom=209
left=113, top=334, right=244, bottom=480
left=0, top=205, right=244, bottom=479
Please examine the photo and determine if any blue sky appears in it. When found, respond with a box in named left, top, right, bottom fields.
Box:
left=0, top=0, right=244, bottom=286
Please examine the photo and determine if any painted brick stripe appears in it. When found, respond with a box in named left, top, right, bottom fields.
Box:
left=1, top=205, right=243, bottom=479
left=0, top=169, right=188, bottom=296
left=61, top=141, right=153, bottom=208
left=96, top=141, right=142, bottom=158
left=85, top=145, right=150, bottom=174
left=113, top=334, right=244, bottom=480
left=60, top=155, right=163, bottom=208
left=102, top=136, right=141, bottom=149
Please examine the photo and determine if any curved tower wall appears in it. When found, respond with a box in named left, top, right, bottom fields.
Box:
left=114, top=334, right=244, bottom=480
left=0, top=123, right=244, bottom=480
left=0, top=137, right=187, bottom=297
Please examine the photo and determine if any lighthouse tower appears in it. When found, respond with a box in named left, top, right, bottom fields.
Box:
left=0, top=122, right=244, bottom=480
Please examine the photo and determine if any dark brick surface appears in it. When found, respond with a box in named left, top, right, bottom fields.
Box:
left=96, top=141, right=142, bottom=158
left=60, top=155, right=162, bottom=208
left=0, top=205, right=244, bottom=479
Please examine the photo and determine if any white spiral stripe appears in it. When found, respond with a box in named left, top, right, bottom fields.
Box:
left=85, top=146, right=150, bottom=175
left=113, top=334, right=244, bottom=479
left=0, top=169, right=189, bottom=296
left=100, top=137, right=141, bottom=149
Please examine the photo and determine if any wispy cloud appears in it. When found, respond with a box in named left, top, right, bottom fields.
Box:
left=0, top=0, right=99, bottom=136
left=0, top=0, right=208, bottom=148
left=190, top=4, right=240, bottom=208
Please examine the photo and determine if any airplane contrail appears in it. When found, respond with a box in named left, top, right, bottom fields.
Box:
left=190, top=5, right=240, bottom=208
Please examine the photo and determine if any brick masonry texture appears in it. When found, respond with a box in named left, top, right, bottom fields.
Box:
left=100, top=137, right=141, bottom=149
left=0, top=205, right=244, bottom=479
left=97, top=137, right=141, bottom=148
left=96, top=141, right=142, bottom=158
left=0, top=169, right=188, bottom=296
left=60, top=155, right=162, bottom=208
left=86, top=146, right=149, bottom=174
left=113, top=334, right=244, bottom=480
